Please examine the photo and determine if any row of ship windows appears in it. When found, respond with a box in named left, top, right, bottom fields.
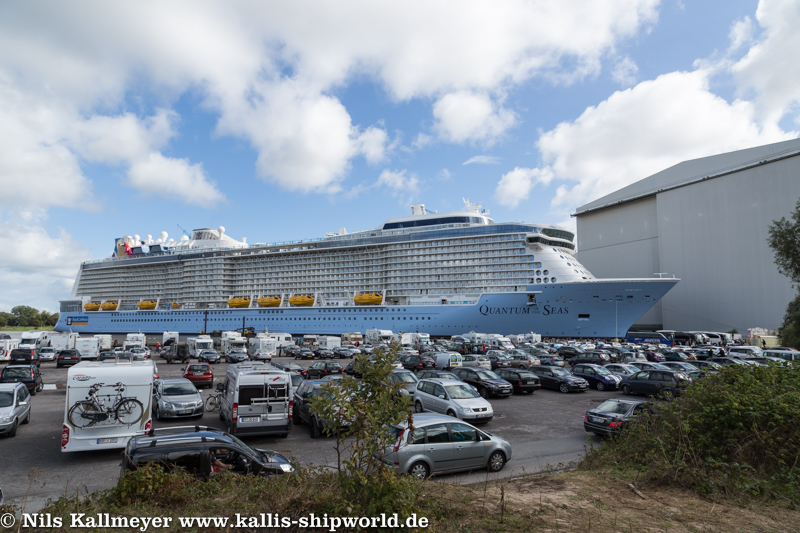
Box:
left=109, top=316, right=431, bottom=323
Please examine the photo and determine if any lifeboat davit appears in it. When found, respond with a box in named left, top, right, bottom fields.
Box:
left=289, top=295, right=314, bottom=306
left=171, top=302, right=182, bottom=309
left=138, top=300, right=157, bottom=310
left=100, top=302, right=118, bottom=311
left=84, top=302, right=101, bottom=312
left=354, top=293, right=383, bottom=305
left=257, top=296, right=281, bottom=307
left=228, top=297, right=251, bottom=308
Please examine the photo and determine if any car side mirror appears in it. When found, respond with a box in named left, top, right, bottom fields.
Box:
left=40, top=373, right=44, bottom=376
left=19, top=401, right=28, bottom=406
left=181, top=367, right=185, bottom=371
left=438, top=395, right=445, bottom=399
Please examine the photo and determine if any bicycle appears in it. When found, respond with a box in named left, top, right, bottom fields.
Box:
left=205, top=391, right=222, bottom=412
left=67, top=382, right=144, bottom=428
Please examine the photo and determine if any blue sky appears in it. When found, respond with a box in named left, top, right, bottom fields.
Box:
left=1, top=0, right=798, bottom=312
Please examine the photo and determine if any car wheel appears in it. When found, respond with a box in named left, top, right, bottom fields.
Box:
left=56, top=363, right=61, bottom=368
left=310, top=417, right=321, bottom=439
left=414, top=400, right=424, bottom=413
left=596, top=381, right=605, bottom=392
left=280, top=432, right=289, bottom=438
left=487, top=451, right=506, bottom=472
left=446, top=409, right=457, bottom=418
left=559, top=383, right=570, bottom=394
left=621, top=385, right=632, bottom=395
left=219, top=411, right=224, bottom=421
left=479, top=387, right=489, bottom=399
left=23, top=409, right=30, bottom=424
left=30, top=386, right=36, bottom=397
left=7, top=420, right=17, bottom=438
left=154, top=404, right=161, bottom=421
left=294, top=412, right=303, bottom=425
left=662, top=389, right=675, bottom=401
left=409, top=461, right=430, bottom=480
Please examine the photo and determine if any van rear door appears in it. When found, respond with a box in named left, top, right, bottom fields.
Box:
left=237, top=383, right=268, bottom=434
left=266, top=378, right=289, bottom=421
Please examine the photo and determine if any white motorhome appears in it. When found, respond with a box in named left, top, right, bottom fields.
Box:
left=219, top=362, right=291, bottom=437
left=485, top=334, right=515, bottom=350
left=248, top=335, right=277, bottom=361
left=1, top=339, right=20, bottom=362
left=412, top=332, right=431, bottom=349
left=267, top=333, right=294, bottom=348
left=51, top=332, right=79, bottom=354
left=123, top=333, right=146, bottom=351
left=523, top=332, right=542, bottom=344
left=94, top=334, right=113, bottom=351
left=19, top=330, right=51, bottom=351
left=302, top=334, right=318, bottom=347
left=76, top=337, right=100, bottom=360
left=461, top=331, right=488, bottom=345
left=61, top=360, right=154, bottom=452
left=162, top=331, right=179, bottom=346
left=342, top=332, right=363, bottom=345
left=399, top=332, right=415, bottom=347
left=318, top=336, right=341, bottom=350
left=188, top=335, right=215, bottom=357
left=366, top=329, right=394, bottom=344
left=221, top=331, right=247, bottom=355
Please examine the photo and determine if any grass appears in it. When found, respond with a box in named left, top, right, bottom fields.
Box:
left=0, top=326, right=54, bottom=331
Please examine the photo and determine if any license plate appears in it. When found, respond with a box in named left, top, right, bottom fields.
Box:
left=240, top=416, right=259, bottom=423
left=97, top=438, right=118, bottom=444
left=477, top=414, right=491, bottom=418
left=178, top=410, right=191, bottom=415
left=589, top=416, right=600, bottom=423
left=192, top=372, right=203, bottom=375
left=579, top=385, right=588, bottom=388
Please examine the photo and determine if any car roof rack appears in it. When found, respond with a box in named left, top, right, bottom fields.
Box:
left=139, top=425, right=226, bottom=438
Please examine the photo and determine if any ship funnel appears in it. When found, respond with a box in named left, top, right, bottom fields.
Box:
left=411, top=204, right=426, bottom=216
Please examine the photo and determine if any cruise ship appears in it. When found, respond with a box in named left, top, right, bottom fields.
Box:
left=55, top=200, right=678, bottom=337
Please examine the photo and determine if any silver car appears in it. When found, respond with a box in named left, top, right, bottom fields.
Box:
left=38, top=347, right=57, bottom=362
left=390, top=369, right=419, bottom=396
left=152, top=378, right=204, bottom=420
left=413, top=378, right=493, bottom=423
left=380, top=413, right=511, bottom=479
left=0, top=383, right=32, bottom=437
left=460, top=354, right=492, bottom=370
left=604, top=363, right=641, bottom=378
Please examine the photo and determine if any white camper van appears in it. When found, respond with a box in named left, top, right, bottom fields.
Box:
left=318, top=336, right=341, bottom=350
left=219, top=362, right=292, bottom=437
left=1, top=339, right=20, bottom=362
left=162, top=331, right=179, bottom=346
left=51, top=332, right=79, bottom=354
left=221, top=331, right=247, bottom=355
left=123, top=333, right=146, bottom=352
left=61, top=360, right=154, bottom=452
left=76, top=337, right=100, bottom=360
left=366, top=329, right=394, bottom=344
left=19, top=330, right=51, bottom=351
left=248, top=335, right=277, bottom=361
left=188, top=335, right=215, bottom=357
left=94, top=334, right=113, bottom=351
left=267, top=333, right=294, bottom=349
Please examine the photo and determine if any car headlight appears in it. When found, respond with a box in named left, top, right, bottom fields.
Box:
left=487, top=383, right=499, bottom=388
left=0, top=416, right=12, bottom=423
left=461, top=407, right=473, bottom=413
left=279, top=463, right=294, bottom=473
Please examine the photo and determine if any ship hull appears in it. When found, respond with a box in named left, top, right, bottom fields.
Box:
left=55, top=279, right=676, bottom=338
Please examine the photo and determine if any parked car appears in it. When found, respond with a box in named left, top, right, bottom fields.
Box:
left=415, top=370, right=463, bottom=382
left=584, top=398, right=650, bottom=437
left=306, top=361, right=344, bottom=379
left=661, top=361, right=701, bottom=374
left=0, top=383, right=31, bottom=438
left=568, top=352, right=611, bottom=367
left=314, top=348, right=335, bottom=359
left=129, top=347, right=150, bottom=360
left=121, top=426, right=293, bottom=477
left=662, top=351, right=692, bottom=362
left=402, top=355, right=437, bottom=372
left=630, top=361, right=671, bottom=372
left=687, top=360, right=722, bottom=372
left=389, top=369, right=420, bottom=397
left=38, top=347, right=57, bottom=362
left=97, top=349, right=117, bottom=362
left=495, top=368, right=542, bottom=394
left=620, top=370, right=692, bottom=399
left=707, top=357, right=750, bottom=367
left=378, top=413, right=511, bottom=479
left=293, top=379, right=348, bottom=439
left=272, top=361, right=307, bottom=378
left=182, top=363, right=214, bottom=389
left=152, top=378, right=204, bottom=420
left=486, top=354, right=512, bottom=371
left=293, top=347, right=315, bottom=360
left=198, top=349, right=221, bottom=364
left=333, top=346, right=357, bottom=359
left=571, top=363, right=622, bottom=391
left=9, top=348, right=40, bottom=368
left=537, top=354, right=565, bottom=367
left=558, top=346, right=584, bottom=358
left=460, top=354, right=492, bottom=370
left=451, top=367, right=513, bottom=398
left=413, top=378, right=493, bottom=422
left=528, top=366, right=589, bottom=393
left=603, top=363, right=641, bottom=378
left=0, top=365, right=43, bottom=396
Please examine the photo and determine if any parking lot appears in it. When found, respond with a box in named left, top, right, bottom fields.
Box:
left=1, top=355, right=613, bottom=510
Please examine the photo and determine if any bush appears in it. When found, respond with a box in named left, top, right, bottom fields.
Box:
left=582, top=364, right=800, bottom=501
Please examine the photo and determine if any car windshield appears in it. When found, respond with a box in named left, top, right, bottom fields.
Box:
left=446, top=384, right=480, bottom=399
left=595, top=367, right=612, bottom=375
left=61, top=350, right=78, bottom=356
left=517, top=371, right=536, bottom=380
left=475, top=370, right=501, bottom=380
left=163, top=383, right=197, bottom=395
left=201, top=350, right=217, bottom=355
left=595, top=400, right=632, bottom=415
left=648, top=364, right=670, bottom=370
left=187, top=365, right=208, bottom=372
left=551, top=368, right=571, bottom=376
left=392, top=372, right=419, bottom=384
left=40, top=348, right=54, bottom=352
left=0, top=391, right=14, bottom=407
left=477, top=356, right=489, bottom=362
left=2, top=368, right=31, bottom=379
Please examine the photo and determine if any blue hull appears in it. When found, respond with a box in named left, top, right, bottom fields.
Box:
left=55, top=280, right=677, bottom=338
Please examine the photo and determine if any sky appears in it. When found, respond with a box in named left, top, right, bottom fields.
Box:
left=1, top=0, right=799, bottom=312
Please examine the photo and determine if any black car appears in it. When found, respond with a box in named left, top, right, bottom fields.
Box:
left=226, top=349, right=249, bottom=363
left=332, top=346, right=356, bottom=359
left=165, top=344, right=191, bottom=364
left=568, top=352, right=611, bottom=367
left=56, top=348, right=80, bottom=368
left=293, top=380, right=347, bottom=438
left=451, top=367, right=513, bottom=398
left=0, top=365, right=44, bottom=396
left=571, top=363, right=622, bottom=391
left=272, top=361, right=307, bottom=378
left=415, top=370, right=463, bottom=381
left=306, top=361, right=343, bottom=379
left=9, top=348, right=40, bottom=368
left=293, top=348, right=315, bottom=360
left=402, top=355, right=437, bottom=372
left=528, top=366, right=589, bottom=393
left=97, top=349, right=117, bottom=361
left=121, top=426, right=293, bottom=478
left=619, top=369, right=692, bottom=399
left=314, top=349, right=335, bottom=359
left=558, top=346, right=585, bottom=358
left=495, top=368, right=541, bottom=394
left=486, top=354, right=512, bottom=370
left=584, top=398, right=649, bottom=437
left=198, top=349, right=221, bottom=364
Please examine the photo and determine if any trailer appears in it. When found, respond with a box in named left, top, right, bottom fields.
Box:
left=0, top=339, right=20, bottom=362
left=302, top=334, right=318, bottom=347
left=162, top=331, right=179, bottom=346
left=188, top=335, right=215, bottom=357
left=94, top=334, right=113, bottom=351
left=76, top=337, right=100, bottom=360
left=248, top=335, right=277, bottom=361
left=318, top=336, right=341, bottom=350
left=266, top=332, right=294, bottom=348
left=342, top=332, right=363, bottom=346
left=411, top=332, right=431, bottom=349
left=51, top=332, right=79, bottom=354
left=61, top=360, right=153, bottom=452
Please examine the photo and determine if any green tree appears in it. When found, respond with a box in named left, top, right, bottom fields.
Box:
left=768, top=199, right=800, bottom=347
left=12, top=305, right=41, bottom=327
left=777, top=293, right=800, bottom=349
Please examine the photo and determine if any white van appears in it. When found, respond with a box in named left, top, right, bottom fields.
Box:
left=434, top=352, right=463, bottom=370
left=219, top=362, right=292, bottom=438
left=61, top=360, right=154, bottom=452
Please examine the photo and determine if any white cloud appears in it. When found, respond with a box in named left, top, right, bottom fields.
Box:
left=69, top=110, right=176, bottom=164
left=127, top=153, right=225, bottom=207
left=412, top=133, right=434, bottom=149
left=728, top=16, right=753, bottom=53
left=356, top=126, right=389, bottom=164
left=463, top=156, right=502, bottom=165
left=376, top=168, right=420, bottom=204
left=433, top=91, right=516, bottom=144
left=437, top=168, right=452, bottom=181
left=611, top=56, right=638, bottom=86
left=494, top=167, right=554, bottom=209
left=497, top=69, right=796, bottom=213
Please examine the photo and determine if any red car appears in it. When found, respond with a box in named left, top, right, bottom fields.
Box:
left=182, top=363, right=213, bottom=388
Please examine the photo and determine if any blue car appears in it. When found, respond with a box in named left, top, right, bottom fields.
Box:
left=571, top=363, right=622, bottom=391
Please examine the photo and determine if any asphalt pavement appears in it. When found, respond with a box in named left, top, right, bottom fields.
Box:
left=0, top=355, right=610, bottom=511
